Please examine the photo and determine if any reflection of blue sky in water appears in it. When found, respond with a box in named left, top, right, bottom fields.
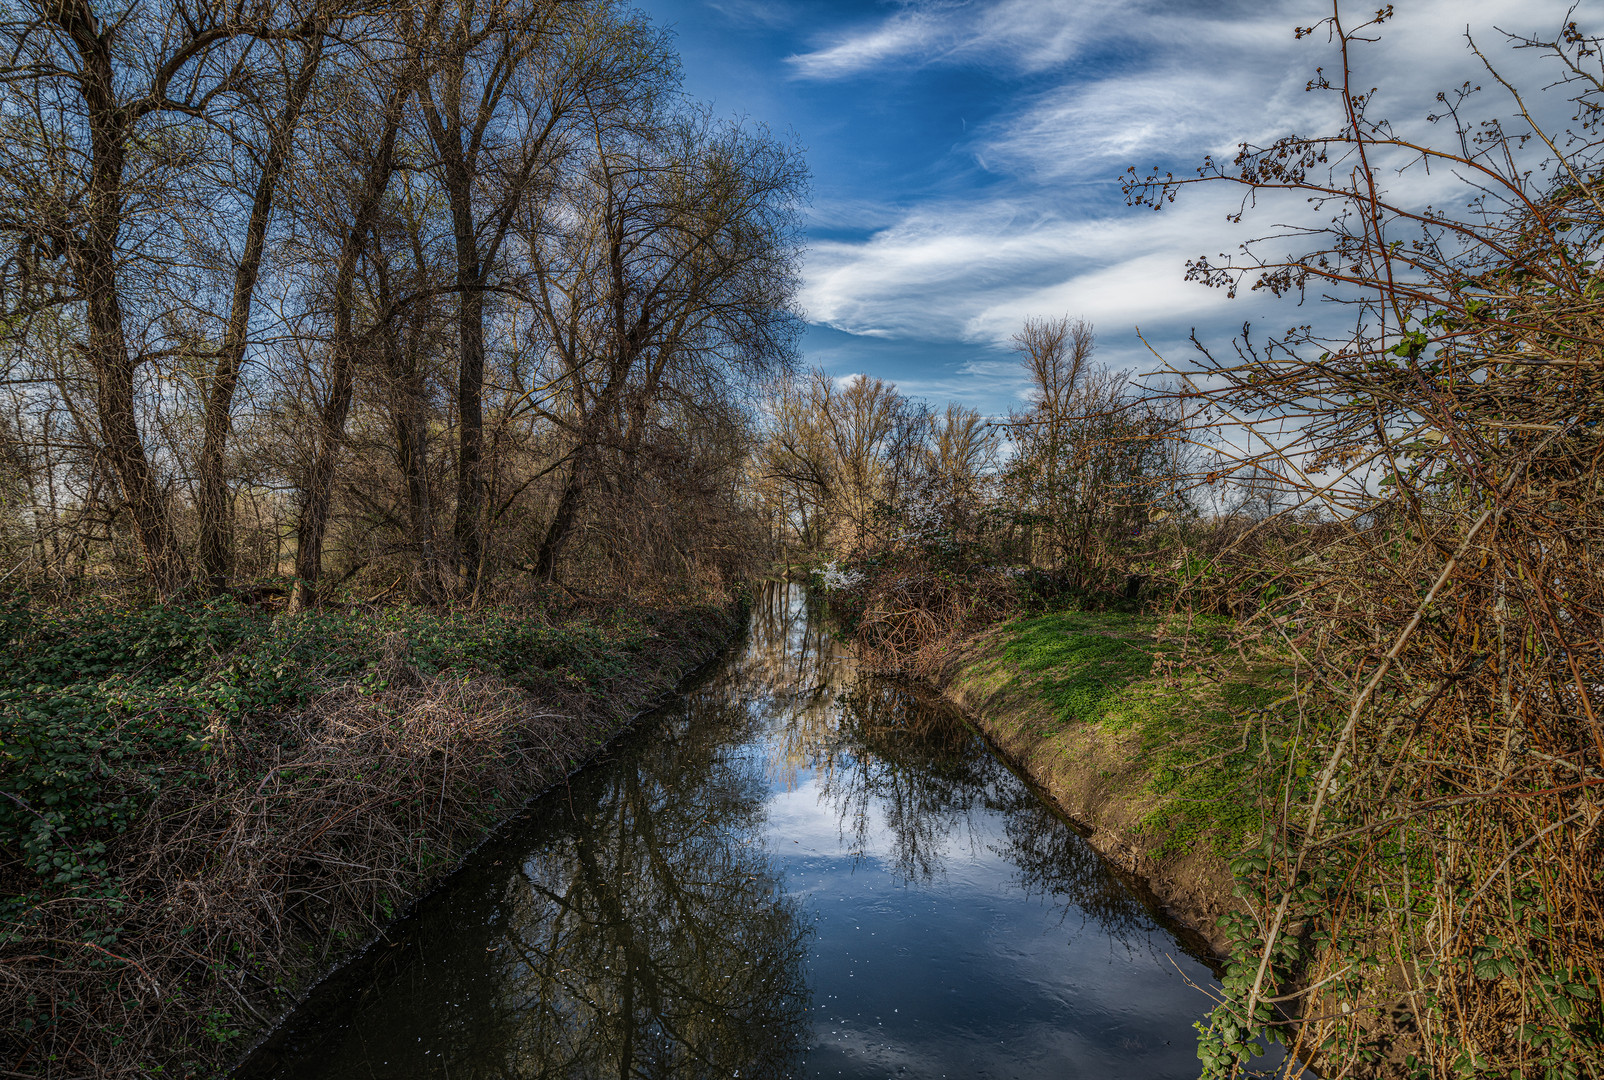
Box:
left=239, top=582, right=1254, bottom=1080
left=735, top=582, right=1219, bottom=1078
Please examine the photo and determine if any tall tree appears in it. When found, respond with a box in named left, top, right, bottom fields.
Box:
left=196, top=27, right=329, bottom=591
left=0, top=0, right=323, bottom=589
left=411, top=0, right=660, bottom=591
left=288, top=57, right=413, bottom=610
left=524, top=110, right=805, bottom=580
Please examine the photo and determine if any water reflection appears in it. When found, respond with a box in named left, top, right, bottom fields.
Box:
left=484, top=696, right=812, bottom=1079
left=238, top=583, right=1223, bottom=1080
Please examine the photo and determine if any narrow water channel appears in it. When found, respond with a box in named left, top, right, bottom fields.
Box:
left=237, top=584, right=1226, bottom=1079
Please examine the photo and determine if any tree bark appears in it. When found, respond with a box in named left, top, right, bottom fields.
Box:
left=198, top=33, right=325, bottom=592
left=444, top=169, right=487, bottom=592
left=384, top=321, right=443, bottom=602
left=68, top=5, right=183, bottom=590
left=290, top=94, right=404, bottom=611
left=532, top=432, right=593, bottom=581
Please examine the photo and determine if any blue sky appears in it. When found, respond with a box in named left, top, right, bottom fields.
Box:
left=637, top=0, right=1582, bottom=416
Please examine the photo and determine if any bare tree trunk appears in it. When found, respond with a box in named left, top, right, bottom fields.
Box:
left=291, top=95, right=404, bottom=611
left=72, top=16, right=182, bottom=590
left=531, top=306, right=645, bottom=581
left=384, top=323, right=443, bottom=602
left=443, top=172, right=487, bottom=592
left=198, top=33, right=325, bottom=592
left=532, top=432, right=593, bottom=581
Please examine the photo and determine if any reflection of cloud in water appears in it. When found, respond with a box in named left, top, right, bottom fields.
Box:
left=740, top=580, right=1170, bottom=948
left=240, top=579, right=1224, bottom=1080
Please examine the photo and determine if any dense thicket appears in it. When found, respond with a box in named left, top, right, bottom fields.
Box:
left=1117, top=8, right=1604, bottom=1077
left=0, top=0, right=805, bottom=604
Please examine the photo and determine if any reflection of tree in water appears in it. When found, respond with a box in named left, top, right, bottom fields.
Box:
left=412, top=692, right=811, bottom=1080
left=734, top=582, right=845, bottom=705
left=991, top=787, right=1158, bottom=943
left=733, top=581, right=859, bottom=793
left=818, top=670, right=1157, bottom=943
left=249, top=582, right=1192, bottom=1080
left=819, top=674, right=1007, bottom=881
left=503, top=694, right=808, bottom=1079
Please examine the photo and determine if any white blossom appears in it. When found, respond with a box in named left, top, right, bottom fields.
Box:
left=815, top=560, right=867, bottom=591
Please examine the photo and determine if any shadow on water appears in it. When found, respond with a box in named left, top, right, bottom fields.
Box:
left=236, top=583, right=1243, bottom=1079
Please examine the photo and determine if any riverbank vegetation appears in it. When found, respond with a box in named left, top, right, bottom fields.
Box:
left=1, top=0, right=1599, bottom=1077
left=2, top=595, right=735, bottom=1075
left=0, top=0, right=795, bottom=1075
left=775, top=9, right=1604, bottom=1080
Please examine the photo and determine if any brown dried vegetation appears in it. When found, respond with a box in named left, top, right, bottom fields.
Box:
left=1, top=605, right=734, bottom=1078
left=1123, top=6, right=1604, bottom=1076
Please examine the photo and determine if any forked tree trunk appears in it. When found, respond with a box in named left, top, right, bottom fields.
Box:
left=49, top=4, right=186, bottom=591
left=198, top=34, right=325, bottom=593
left=290, top=97, right=404, bottom=611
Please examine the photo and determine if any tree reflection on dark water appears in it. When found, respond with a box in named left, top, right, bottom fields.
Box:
left=238, top=686, right=811, bottom=1079
left=237, top=582, right=1221, bottom=1080
left=818, top=666, right=1157, bottom=943
left=480, top=696, right=812, bottom=1080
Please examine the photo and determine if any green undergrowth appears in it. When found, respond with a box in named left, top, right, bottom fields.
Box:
left=0, top=590, right=735, bottom=1077
left=0, top=590, right=728, bottom=924
left=993, top=608, right=1288, bottom=858
left=0, top=592, right=726, bottom=935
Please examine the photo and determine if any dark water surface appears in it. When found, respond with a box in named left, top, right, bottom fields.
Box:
left=237, top=584, right=1226, bottom=1079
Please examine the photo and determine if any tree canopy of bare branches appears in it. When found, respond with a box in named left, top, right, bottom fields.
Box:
left=0, top=0, right=807, bottom=604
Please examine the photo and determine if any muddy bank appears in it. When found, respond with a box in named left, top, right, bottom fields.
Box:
left=938, top=620, right=1239, bottom=957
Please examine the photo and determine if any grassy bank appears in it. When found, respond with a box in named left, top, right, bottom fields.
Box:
left=941, top=607, right=1287, bottom=953
left=0, top=593, right=739, bottom=1079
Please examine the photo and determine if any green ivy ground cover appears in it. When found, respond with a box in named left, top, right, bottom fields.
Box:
left=0, top=594, right=704, bottom=928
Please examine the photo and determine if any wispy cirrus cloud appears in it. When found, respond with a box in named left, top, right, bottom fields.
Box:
left=787, top=10, right=942, bottom=79
left=786, top=0, right=1125, bottom=79
left=800, top=188, right=1275, bottom=351
left=664, top=0, right=1590, bottom=412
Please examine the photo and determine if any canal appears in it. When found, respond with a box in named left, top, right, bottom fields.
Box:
left=236, top=583, right=1226, bottom=1079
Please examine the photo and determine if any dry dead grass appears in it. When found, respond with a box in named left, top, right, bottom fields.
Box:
left=0, top=609, right=732, bottom=1079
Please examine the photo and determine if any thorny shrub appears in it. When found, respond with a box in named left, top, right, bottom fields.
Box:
left=1128, top=7, right=1604, bottom=1078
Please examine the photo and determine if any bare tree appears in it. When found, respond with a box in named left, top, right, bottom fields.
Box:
left=522, top=107, right=805, bottom=581
left=407, top=0, right=659, bottom=590
left=196, top=27, right=329, bottom=591
left=287, top=50, right=415, bottom=610
left=0, top=0, right=329, bottom=590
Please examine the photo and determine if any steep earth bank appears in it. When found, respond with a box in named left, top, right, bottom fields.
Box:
left=936, top=610, right=1278, bottom=957
left=1, top=597, right=742, bottom=1080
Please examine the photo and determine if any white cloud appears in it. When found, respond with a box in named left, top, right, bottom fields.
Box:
left=787, top=0, right=1126, bottom=79
left=787, top=10, right=944, bottom=80
left=800, top=186, right=1280, bottom=346
left=792, top=0, right=1589, bottom=415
